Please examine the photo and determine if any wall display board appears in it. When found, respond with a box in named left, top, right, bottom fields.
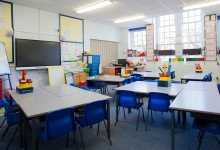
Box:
left=0, top=1, right=13, bottom=63
left=204, top=14, right=217, bottom=61
left=61, top=42, right=83, bottom=62
left=146, top=24, right=154, bottom=61
left=60, top=15, right=83, bottom=43
left=0, top=42, right=10, bottom=75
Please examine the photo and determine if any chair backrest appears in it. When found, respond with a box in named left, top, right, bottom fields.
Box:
left=171, top=71, right=175, bottom=79
left=217, top=83, right=220, bottom=93
left=87, top=81, right=101, bottom=89
left=129, top=76, right=135, bottom=83
left=148, top=92, right=170, bottom=112
left=3, top=98, right=20, bottom=125
left=132, top=74, right=142, bottom=81
left=119, top=90, right=137, bottom=108
left=70, top=83, right=77, bottom=87
left=122, top=78, right=129, bottom=85
left=46, top=108, right=75, bottom=139
left=80, top=86, right=90, bottom=91
left=203, top=74, right=212, bottom=82
left=84, top=100, right=106, bottom=125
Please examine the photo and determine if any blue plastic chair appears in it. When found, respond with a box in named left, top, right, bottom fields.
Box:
left=76, top=100, right=111, bottom=148
left=146, top=92, right=170, bottom=130
left=171, top=71, right=175, bottom=79
left=132, top=74, right=142, bottom=81
left=192, top=119, right=220, bottom=150
left=116, top=90, right=145, bottom=131
left=69, top=83, right=77, bottom=87
left=122, top=78, right=130, bottom=85
left=1, top=98, right=21, bottom=150
left=129, top=76, right=135, bottom=83
left=87, top=81, right=102, bottom=92
left=217, top=83, right=220, bottom=93
left=80, top=86, right=90, bottom=91
left=37, top=108, right=76, bottom=149
left=203, top=73, right=212, bottom=82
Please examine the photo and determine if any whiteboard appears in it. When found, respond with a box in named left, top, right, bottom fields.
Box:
left=48, top=66, right=65, bottom=85
left=0, top=42, right=10, bottom=75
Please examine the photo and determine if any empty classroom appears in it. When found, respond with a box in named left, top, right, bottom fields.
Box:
left=1, top=0, right=220, bottom=150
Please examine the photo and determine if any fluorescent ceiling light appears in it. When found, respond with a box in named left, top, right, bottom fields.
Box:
left=114, top=15, right=146, bottom=23
left=76, top=0, right=112, bottom=13
left=183, top=0, right=220, bottom=10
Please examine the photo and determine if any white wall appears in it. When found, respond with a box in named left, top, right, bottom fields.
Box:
left=3, top=4, right=122, bottom=89
left=84, top=20, right=121, bottom=50
left=118, top=28, right=128, bottom=59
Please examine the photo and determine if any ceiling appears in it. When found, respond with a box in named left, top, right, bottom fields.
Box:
left=5, top=0, right=220, bottom=28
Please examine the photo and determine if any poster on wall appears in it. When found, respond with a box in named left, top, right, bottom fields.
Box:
left=146, top=24, right=154, bottom=61
left=61, top=42, right=83, bottom=62
left=0, top=2, right=13, bottom=63
left=204, top=14, right=217, bottom=61
left=60, top=15, right=83, bottom=43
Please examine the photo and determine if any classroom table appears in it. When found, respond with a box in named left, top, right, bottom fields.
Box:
left=184, top=81, right=218, bottom=92
left=169, top=83, right=220, bottom=150
left=180, top=72, right=208, bottom=82
left=87, top=75, right=130, bottom=94
left=9, top=84, right=111, bottom=150
left=133, top=71, right=160, bottom=80
left=114, top=81, right=185, bottom=123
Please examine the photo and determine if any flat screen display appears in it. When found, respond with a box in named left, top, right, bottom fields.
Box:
left=16, top=39, right=61, bottom=68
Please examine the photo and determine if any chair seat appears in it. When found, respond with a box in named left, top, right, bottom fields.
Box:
left=121, top=102, right=144, bottom=109
left=193, top=119, right=220, bottom=135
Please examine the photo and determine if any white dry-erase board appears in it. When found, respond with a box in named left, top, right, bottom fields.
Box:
left=48, top=66, right=65, bottom=85
left=0, top=42, right=10, bottom=75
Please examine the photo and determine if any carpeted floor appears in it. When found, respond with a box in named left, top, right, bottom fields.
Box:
left=0, top=89, right=219, bottom=150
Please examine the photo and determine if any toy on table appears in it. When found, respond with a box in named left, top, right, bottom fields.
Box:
left=157, top=64, right=171, bottom=87
left=195, top=63, right=202, bottom=73
left=16, top=70, right=33, bottom=94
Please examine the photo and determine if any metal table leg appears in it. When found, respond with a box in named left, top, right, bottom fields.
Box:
left=32, top=118, right=37, bottom=150
left=115, top=91, right=119, bottom=125
left=171, top=110, right=175, bottom=150
left=107, top=100, right=112, bottom=144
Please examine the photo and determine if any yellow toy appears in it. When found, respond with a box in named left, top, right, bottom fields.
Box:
left=195, top=63, right=202, bottom=73
left=158, top=64, right=172, bottom=87
left=16, top=71, right=33, bottom=94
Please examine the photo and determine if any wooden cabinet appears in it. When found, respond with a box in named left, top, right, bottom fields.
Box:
left=73, top=72, right=88, bottom=87
left=103, top=67, right=121, bottom=75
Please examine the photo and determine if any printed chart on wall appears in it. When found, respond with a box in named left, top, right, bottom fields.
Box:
left=146, top=24, right=154, bottom=61
left=0, top=2, right=13, bottom=63
left=205, top=14, right=216, bottom=61
left=61, top=42, right=83, bottom=73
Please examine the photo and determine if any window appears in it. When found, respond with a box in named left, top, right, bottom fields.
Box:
left=182, top=9, right=203, bottom=49
left=129, top=28, right=146, bottom=51
left=158, top=14, right=176, bottom=50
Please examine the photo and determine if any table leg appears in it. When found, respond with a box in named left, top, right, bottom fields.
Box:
left=107, top=100, right=112, bottom=144
left=24, top=116, right=27, bottom=150
left=20, top=113, right=23, bottom=148
left=32, top=118, right=37, bottom=150
left=115, top=91, right=119, bottom=124
left=182, top=111, right=186, bottom=128
left=171, top=110, right=175, bottom=150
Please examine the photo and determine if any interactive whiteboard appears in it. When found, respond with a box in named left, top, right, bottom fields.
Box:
left=0, top=42, right=10, bottom=75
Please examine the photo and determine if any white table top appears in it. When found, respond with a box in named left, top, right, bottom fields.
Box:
left=114, top=81, right=185, bottom=97
left=133, top=71, right=160, bottom=78
left=170, top=90, right=220, bottom=115
left=181, top=72, right=209, bottom=80
left=87, top=75, right=128, bottom=83
left=9, top=85, right=111, bottom=118
left=183, top=81, right=218, bottom=92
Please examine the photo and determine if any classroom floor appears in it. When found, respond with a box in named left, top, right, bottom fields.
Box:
left=0, top=88, right=219, bottom=150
